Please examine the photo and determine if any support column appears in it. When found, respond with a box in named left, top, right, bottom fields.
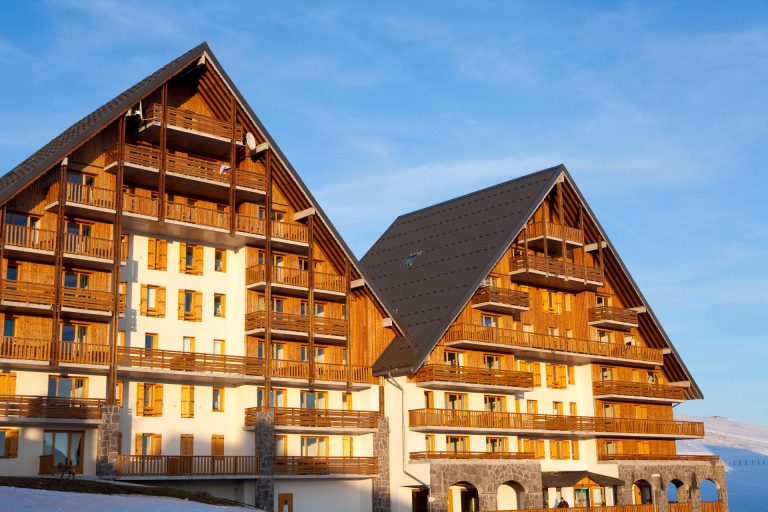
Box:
left=50, top=159, right=68, bottom=366
left=344, top=258, right=352, bottom=388
left=307, top=213, right=315, bottom=385
left=228, top=95, right=237, bottom=235
left=263, top=150, right=273, bottom=398
left=254, top=408, right=275, bottom=511
left=96, top=404, right=120, bottom=476
left=107, top=116, right=125, bottom=403
left=157, top=83, right=168, bottom=223
left=372, top=415, right=391, bottom=512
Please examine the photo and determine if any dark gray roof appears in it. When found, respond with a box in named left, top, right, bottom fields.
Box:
left=361, top=166, right=564, bottom=375
left=542, top=471, right=624, bottom=488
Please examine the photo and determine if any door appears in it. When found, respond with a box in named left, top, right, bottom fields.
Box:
left=277, top=493, right=293, bottom=512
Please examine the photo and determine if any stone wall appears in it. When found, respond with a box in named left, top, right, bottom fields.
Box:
left=426, top=460, right=543, bottom=512
left=372, top=415, right=391, bottom=512
left=616, top=460, right=729, bottom=512
left=96, top=404, right=120, bottom=476
left=254, top=409, right=275, bottom=511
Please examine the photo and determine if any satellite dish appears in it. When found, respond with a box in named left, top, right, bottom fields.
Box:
left=245, top=132, right=257, bottom=152
left=127, top=101, right=143, bottom=120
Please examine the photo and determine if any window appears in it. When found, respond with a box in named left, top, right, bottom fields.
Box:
left=424, top=434, right=435, bottom=452
left=182, top=336, right=195, bottom=352
left=2, top=317, right=15, bottom=337
left=181, top=385, right=195, bottom=418
left=552, top=402, right=563, bottom=415
left=542, top=291, right=563, bottom=314
left=603, top=403, right=617, bottom=418
left=597, top=330, right=611, bottom=343
left=180, top=434, right=194, bottom=456
left=484, top=395, right=504, bottom=412
left=445, top=393, right=466, bottom=410
left=483, top=354, right=501, bottom=369
left=646, top=371, right=658, bottom=384
left=140, top=285, right=166, bottom=317
left=178, top=290, right=202, bottom=321
left=5, top=262, right=18, bottom=282
left=402, top=252, right=421, bottom=268
left=314, top=302, right=326, bottom=317
left=548, top=326, right=559, bottom=336
left=212, top=387, right=224, bottom=412
left=342, top=436, right=353, bottom=457
left=526, top=400, right=538, bottom=415
left=569, top=402, right=578, bottom=416
left=211, top=435, right=224, bottom=457
left=596, top=295, right=610, bottom=307
left=61, top=321, right=88, bottom=344
left=300, top=390, right=327, bottom=409
left=546, top=364, right=568, bottom=389
left=0, top=429, right=19, bottom=458
left=145, top=333, right=158, bottom=350
left=274, top=435, right=287, bottom=456
left=550, top=440, right=571, bottom=460
left=272, top=343, right=284, bottom=360
left=301, top=436, right=327, bottom=456
left=624, top=334, right=637, bottom=346
left=604, top=440, right=618, bottom=455
left=213, top=339, right=225, bottom=356
left=63, top=270, right=90, bottom=290
left=214, top=249, right=226, bottom=272
left=601, top=367, right=614, bottom=381
left=480, top=314, right=498, bottom=328
left=423, top=391, right=434, bottom=409
left=520, top=438, right=545, bottom=459
left=272, top=297, right=284, bottom=313
left=44, top=430, right=84, bottom=471
left=214, top=294, right=226, bottom=317
left=272, top=253, right=285, bottom=267
left=571, top=440, right=580, bottom=460
left=135, top=433, right=161, bottom=456
left=443, top=351, right=460, bottom=366
left=567, top=365, right=576, bottom=385
left=147, top=238, right=167, bottom=270
left=486, top=437, right=506, bottom=453
left=48, top=375, right=87, bottom=398
left=256, top=387, right=286, bottom=407
left=179, top=243, right=203, bottom=275
left=342, top=392, right=352, bottom=410
left=518, top=360, right=542, bottom=387
left=446, top=436, right=468, bottom=453
left=136, top=383, right=163, bottom=416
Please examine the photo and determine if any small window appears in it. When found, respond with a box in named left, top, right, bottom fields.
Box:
left=402, top=252, right=421, bottom=268
left=212, top=387, right=224, bottom=412
left=214, top=249, right=226, bottom=272
left=214, top=294, right=226, bottom=317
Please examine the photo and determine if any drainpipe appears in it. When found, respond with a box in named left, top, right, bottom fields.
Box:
left=387, top=374, right=430, bottom=493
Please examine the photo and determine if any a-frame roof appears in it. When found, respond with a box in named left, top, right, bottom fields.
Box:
left=0, top=42, right=403, bottom=337
left=361, top=166, right=702, bottom=400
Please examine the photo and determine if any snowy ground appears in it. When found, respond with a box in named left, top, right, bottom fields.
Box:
left=0, top=485, right=257, bottom=512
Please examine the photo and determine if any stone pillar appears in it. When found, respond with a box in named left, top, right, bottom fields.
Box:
left=690, top=485, right=702, bottom=512
left=616, top=484, right=634, bottom=506
left=479, top=492, right=496, bottom=511
left=96, top=404, right=120, bottom=476
left=254, top=409, right=275, bottom=511
left=525, top=490, right=544, bottom=509
left=653, top=479, right=668, bottom=512
left=372, top=415, right=391, bottom=512
left=715, top=461, right=729, bottom=512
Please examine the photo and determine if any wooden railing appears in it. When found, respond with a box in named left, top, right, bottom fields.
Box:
left=270, top=359, right=374, bottom=384
left=701, top=503, right=723, bottom=512
left=668, top=504, right=693, bottom=512
left=236, top=214, right=265, bottom=235
left=48, top=182, right=116, bottom=210
left=598, top=453, right=719, bottom=462
left=56, top=341, right=110, bottom=365
left=510, top=253, right=603, bottom=283
left=588, top=306, right=639, bottom=326
left=245, top=311, right=347, bottom=338
left=315, top=272, right=346, bottom=292
left=498, top=506, right=655, bottom=512
left=0, top=395, right=104, bottom=419
left=411, top=364, right=533, bottom=389
left=116, top=455, right=259, bottom=477
left=593, top=380, right=685, bottom=401
left=315, top=317, right=347, bottom=337
left=472, top=286, right=530, bottom=309
left=0, top=279, right=54, bottom=305
left=165, top=201, right=230, bottom=229
left=63, top=232, right=116, bottom=260
left=245, top=406, right=380, bottom=429
left=4, top=224, right=56, bottom=252
left=123, top=191, right=159, bottom=217
left=246, top=264, right=308, bottom=287
left=0, top=337, right=52, bottom=361
left=271, top=221, right=308, bottom=243
left=526, top=221, right=584, bottom=244
left=145, top=104, right=244, bottom=141
left=117, top=346, right=264, bottom=376
left=409, top=451, right=534, bottom=460
left=274, top=456, right=377, bottom=476
left=106, top=143, right=161, bottom=170
left=62, top=286, right=118, bottom=312
left=408, top=408, right=704, bottom=437
left=445, top=323, right=663, bottom=363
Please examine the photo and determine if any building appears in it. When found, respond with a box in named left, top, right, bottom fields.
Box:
left=0, top=43, right=727, bottom=512
left=361, top=168, right=728, bottom=512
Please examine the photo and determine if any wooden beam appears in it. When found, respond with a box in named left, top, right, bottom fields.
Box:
left=308, top=214, right=315, bottom=386
left=50, top=158, right=68, bottom=367
left=293, top=208, right=316, bottom=221
left=264, top=149, right=273, bottom=397
left=585, top=241, right=608, bottom=252
left=350, top=278, right=365, bottom=289
left=157, top=83, right=168, bottom=223
left=669, top=380, right=691, bottom=388
left=229, top=95, right=237, bottom=235
left=629, top=306, right=647, bottom=314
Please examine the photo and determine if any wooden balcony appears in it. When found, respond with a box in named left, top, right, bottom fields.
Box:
left=409, top=451, right=534, bottom=461
left=445, top=323, right=663, bottom=366
left=116, top=455, right=259, bottom=478
left=408, top=408, right=704, bottom=438
left=235, top=214, right=265, bottom=237
left=0, top=395, right=104, bottom=420
left=246, top=265, right=346, bottom=299
left=117, top=346, right=264, bottom=381
left=274, top=456, right=377, bottom=476
left=56, top=341, right=111, bottom=366
left=588, top=306, right=639, bottom=330
left=597, top=453, right=719, bottom=462
left=593, top=380, right=685, bottom=403
left=0, top=280, right=124, bottom=318
left=245, top=406, right=380, bottom=432
left=496, top=506, right=655, bottom=512
left=271, top=220, right=309, bottom=248
left=524, top=221, right=584, bottom=253
left=245, top=311, right=347, bottom=342
left=509, top=253, right=603, bottom=291
left=165, top=201, right=229, bottom=231
left=271, top=359, right=375, bottom=386
left=3, top=224, right=56, bottom=254
left=0, top=337, right=52, bottom=362
left=3, top=224, right=125, bottom=268
left=471, top=285, right=530, bottom=314
left=138, top=104, right=244, bottom=156
left=123, top=191, right=159, bottom=218
left=46, top=182, right=116, bottom=220
left=410, top=364, right=533, bottom=392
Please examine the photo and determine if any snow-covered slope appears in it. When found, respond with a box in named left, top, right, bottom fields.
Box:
left=0, top=486, right=257, bottom=512
left=678, top=415, right=768, bottom=457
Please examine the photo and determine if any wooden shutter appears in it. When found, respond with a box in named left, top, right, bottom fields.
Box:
left=570, top=402, right=578, bottom=416
left=571, top=440, right=580, bottom=460
left=562, top=440, right=571, bottom=460
left=531, top=363, right=541, bottom=387
left=178, top=290, right=185, bottom=320
left=568, top=365, right=576, bottom=385
left=194, top=245, right=203, bottom=275
left=151, top=434, right=162, bottom=456
left=211, top=435, right=224, bottom=456
left=179, top=243, right=186, bottom=272
left=157, top=287, right=166, bottom=317
left=6, top=429, right=18, bottom=458
left=148, top=238, right=157, bottom=269
left=136, top=383, right=145, bottom=415
left=535, top=440, right=545, bottom=459
left=134, top=433, right=142, bottom=455
left=180, top=435, right=193, bottom=456
left=545, top=364, right=554, bottom=388
left=140, top=285, right=148, bottom=315
left=154, top=384, right=163, bottom=415
left=158, top=240, right=167, bottom=270
left=556, top=365, right=567, bottom=388
left=549, top=440, right=557, bottom=459
left=0, top=373, right=16, bottom=395
left=193, top=292, right=202, bottom=321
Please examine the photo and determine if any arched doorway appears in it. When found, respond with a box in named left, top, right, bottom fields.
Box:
left=667, top=479, right=686, bottom=504
left=448, top=482, right=479, bottom=512
left=497, top=481, right=525, bottom=510
left=633, top=479, right=653, bottom=505
left=700, top=479, right=719, bottom=504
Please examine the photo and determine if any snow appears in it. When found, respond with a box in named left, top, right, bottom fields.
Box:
left=678, top=415, right=768, bottom=457
left=0, top=485, right=259, bottom=512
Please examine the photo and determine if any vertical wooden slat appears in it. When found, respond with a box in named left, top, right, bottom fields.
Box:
left=50, top=159, right=68, bottom=366
left=158, top=84, right=168, bottom=223
left=345, top=258, right=351, bottom=389
left=308, top=214, right=315, bottom=385
left=228, top=95, right=237, bottom=234
left=264, top=149, right=273, bottom=398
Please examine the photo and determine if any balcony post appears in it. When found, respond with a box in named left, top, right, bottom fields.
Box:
left=308, top=213, right=315, bottom=385
left=345, top=258, right=352, bottom=389
left=228, top=95, right=237, bottom=235
left=264, top=148, right=273, bottom=398
left=579, top=204, right=587, bottom=282
left=50, top=158, right=68, bottom=367
left=0, top=205, right=5, bottom=284
left=557, top=180, right=567, bottom=261
left=157, top=83, right=168, bottom=224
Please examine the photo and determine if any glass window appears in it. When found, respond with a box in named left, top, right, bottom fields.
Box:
left=443, top=351, right=459, bottom=366
left=3, top=318, right=15, bottom=337
left=5, top=264, right=18, bottom=281
left=212, top=388, right=224, bottom=411
left=214, top=249, right=226, bottom=272
left=481, top=315, right=498, bottom=328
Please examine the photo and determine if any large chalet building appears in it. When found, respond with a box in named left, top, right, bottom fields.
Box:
left=0, top=43, right=727, bottom=512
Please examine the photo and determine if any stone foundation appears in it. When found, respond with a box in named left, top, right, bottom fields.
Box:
left=254, top=409, right=275, bottom=511
left=372, top=416, right=391, bottom=512
left=96, top=404, right=120, bottom=476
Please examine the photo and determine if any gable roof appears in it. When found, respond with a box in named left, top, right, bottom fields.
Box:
left=362, top=166, right=703, bottom=399
left=542, top=471, right=624, bottom=488
left=361, top=165, right=564, bottom=374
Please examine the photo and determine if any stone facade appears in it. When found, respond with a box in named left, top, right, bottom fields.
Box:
left=426, top=460, right=543, bottom=512
left=372, top=415, right=391, bottom=512
left=616, top=460, right=728, bottom=512
left=254, top=409, right=275, bottom=511
left=95, top=404, right=120, bottom=476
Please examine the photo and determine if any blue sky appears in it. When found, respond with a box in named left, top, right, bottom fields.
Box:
left=1, top=1, right=766, bottom=423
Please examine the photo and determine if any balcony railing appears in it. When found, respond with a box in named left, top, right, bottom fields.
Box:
left=472, top=286, right=530, bottom=310
left=510, top=254, right=603, bottom=283
left=271, top=359, right=374, bottom=384
left=145, top=104, right=244, bottom=142
left=48, top=182, right=116, bottom=211
left=408, top=408, right=704, bottom=437
left=274, top=456, right=377, bottom=476
left=588, top=306, right=639, bottom=328
left=165, top=201, right=230, bottom=230
left=0, top=395, right=104, bottom=419
left=246, top=264, right=308, bottom=288
left=593, top=380, right=685, bottom=401
left=597, top=453, right=719, bottom=462
left=245, top=406, right=380, bottom=429
left=497, top=506, right=656, bottom=512
left=0, top=337, right=52, bottom=361
left=411, top=364, right=533, bottom=389
left=526, top=221, right=585, bottom=245
left=116, top=455, right=259, bottom=477
left=0, top=280, right=122, bottom=314
left=445, top=323, right=663, bottom=364
left=271, top=221, right=308, bottom=244
left=123, top=191, right=159, bottom=217
left=4, top=224, right=56, bottom=252
left=245, top=311, right=347, bottom=337
left=409, top=451, right=534, bottom=460
left=315, top=272, right=346, bottom=292
left=235, top=214, right=265, bottom=235
left=701, top=502, right=724, bottom=512
left=117, top=346, right=264, bottom=376
left=56, top=341, right=110, bottom=365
